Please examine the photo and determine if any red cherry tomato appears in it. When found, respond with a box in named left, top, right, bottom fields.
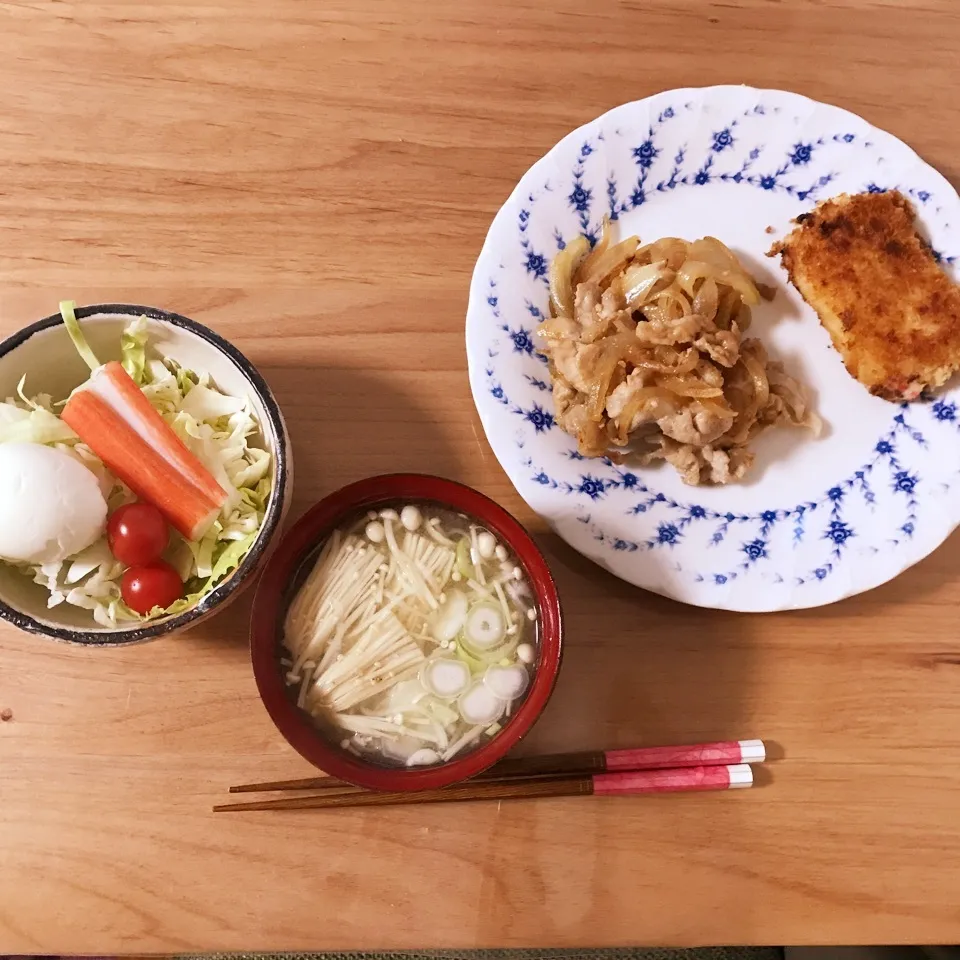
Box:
left=107, top=503, right=169, bottom=566
left=121, top=561, right=184, bottom=614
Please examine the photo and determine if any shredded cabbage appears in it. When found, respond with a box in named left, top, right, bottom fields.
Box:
left=60, top=300, right=101, bottom=372
left=0, top=402, right=77, bottom=445
left=2, top=316, right=273, bottom=628
left=120, top=315, right=149, bottom=384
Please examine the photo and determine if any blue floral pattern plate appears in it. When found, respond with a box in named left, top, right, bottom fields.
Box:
left=465, top=86, right=960, bottom=612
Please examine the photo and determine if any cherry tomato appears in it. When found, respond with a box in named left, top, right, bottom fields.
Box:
left=121, top=561, right=184, bottom=614
left=107, top=503, right=169, bottom=566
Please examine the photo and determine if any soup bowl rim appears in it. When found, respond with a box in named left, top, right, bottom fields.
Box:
left=250, top=472, right=564, bottom=792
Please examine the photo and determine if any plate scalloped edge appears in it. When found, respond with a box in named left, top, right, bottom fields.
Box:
left=466, top=85, right=960, bottom=612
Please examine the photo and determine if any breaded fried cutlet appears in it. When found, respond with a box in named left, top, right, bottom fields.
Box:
left=769, top=190, right=960, bottom=401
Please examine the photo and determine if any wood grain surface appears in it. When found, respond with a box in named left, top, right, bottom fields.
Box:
left=2, top=0, right=960, bottom=952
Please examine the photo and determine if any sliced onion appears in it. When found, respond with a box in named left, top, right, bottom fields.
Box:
left=576, top=215, right=612, bottom=284
left=429, top=588, right=468, bottom=643
left=690, top=236, right=744, bottom=273
left=421, top=658, right=471, bottom=699
left=677, top=257, right=760, bottom=307
left=661, top=377, right=725, bottom=399
left=586, top=347, right=623, bottom=422
left=611, top=387, right=679, bottom=443
left=483, top=664, right=529, bottom=701
left=622, top=260, right=669, bottom=309
left=648, top=237, right=689, bottom=270
left=741, top=343, right=771, bottom=408
left=580, top=237, right=640, bottom=287
left=536, top=315, right=580, bottom=342
left=692, top=277, right=719, bottom=321
left=458, top=682, right=505, bottom=725
left=549, top=234, right=590, bottom=318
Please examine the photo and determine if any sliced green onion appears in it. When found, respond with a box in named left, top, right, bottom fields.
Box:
left=458, top=681, right=505, bottom=726
left=421, top=658, right=471, bottom=699
left=452, top=639, right=486, bottom=673
left=483, top=664, right=529, bottom=701
left=455, top=537, right=474, bottom=580
left=463, top=600, right=506, bottom=650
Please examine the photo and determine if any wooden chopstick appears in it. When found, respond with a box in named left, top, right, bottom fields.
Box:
left=214, top=763, right=753, bottom=812
left=227, top=756, right=598, bottom=794
left=228, top=739, right=765, bottom=794
left=228, top=770, right=576, bottom=800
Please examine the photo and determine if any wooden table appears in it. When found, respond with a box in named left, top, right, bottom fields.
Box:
left=2, top=0, right=960, bottom=952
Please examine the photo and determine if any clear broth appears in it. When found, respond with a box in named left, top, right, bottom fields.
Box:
left=281, top=500, right=540, bottom=768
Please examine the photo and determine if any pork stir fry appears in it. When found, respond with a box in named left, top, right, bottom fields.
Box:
left=535, top=225, right=818, bottom=485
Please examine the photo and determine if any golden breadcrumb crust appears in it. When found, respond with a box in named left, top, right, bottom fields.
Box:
left=769, top=190, right=960, bottom=401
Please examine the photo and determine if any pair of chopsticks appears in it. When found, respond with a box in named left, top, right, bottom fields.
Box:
left=214, top=739, right=766, bottom=812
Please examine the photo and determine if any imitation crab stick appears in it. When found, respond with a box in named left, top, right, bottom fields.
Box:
left=58, top=303, right=228, bottom=541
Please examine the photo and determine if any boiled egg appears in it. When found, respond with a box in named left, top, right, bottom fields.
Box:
left=0, top=442, right=108, bottom=564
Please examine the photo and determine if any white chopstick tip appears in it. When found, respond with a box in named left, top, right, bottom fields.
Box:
left=738, top=739, right=766, bottom=764
left=727, top=763, right=753, bottom=789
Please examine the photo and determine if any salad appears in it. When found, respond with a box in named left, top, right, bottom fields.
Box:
left=0, top=302, right=273, bottom=627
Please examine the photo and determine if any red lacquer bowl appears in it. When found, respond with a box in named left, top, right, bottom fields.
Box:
left=250, top=474, right=564, bottom=792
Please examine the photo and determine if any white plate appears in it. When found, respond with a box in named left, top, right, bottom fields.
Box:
left=466, top=86, right=960, bottom=612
